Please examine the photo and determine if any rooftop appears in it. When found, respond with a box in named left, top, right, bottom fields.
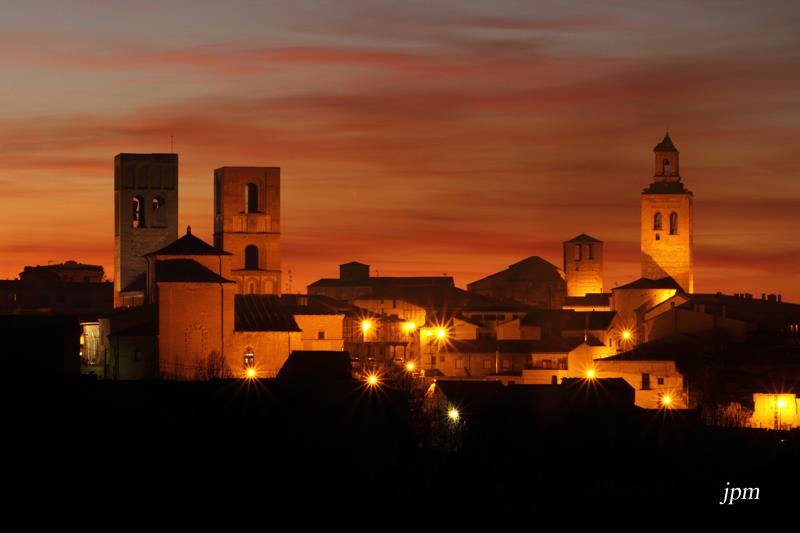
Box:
left=653, top=133, right=678, bottom=153
left=234, top=294, right=302, bottom=332
left=155, top=259, right=234, bottom=284
left=146, top=226, right=231, bottom=257
left=614, top=276, right=683, bottom=291
left=563, top=233, right=603, bottom=244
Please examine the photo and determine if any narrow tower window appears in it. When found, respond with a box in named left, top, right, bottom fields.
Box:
left=246, top=183, right=259, bottom=213
left=152, top=196, right=166, bottom=227
left=573, top=244, right=582, bottom=261
left=132, top=196, right=145, bottom=228
left=245, top=245, right=259, bottom=270
left=669, top=212, right=678, bottom=235
left=587, top=244, right=593, bottom=260
left=653, top=212, right=663, bottom=231
left=663, top=158, right=670, bottom=176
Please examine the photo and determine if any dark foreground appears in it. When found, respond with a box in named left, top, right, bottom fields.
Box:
left=5, top=373, right=797, bottom=522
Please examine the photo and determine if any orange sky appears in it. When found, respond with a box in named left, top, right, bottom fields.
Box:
left=1, top=1, right=799, bottom=299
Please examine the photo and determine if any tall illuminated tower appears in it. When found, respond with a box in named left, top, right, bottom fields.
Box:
left=641, top=133, right=694, bottom=293
left=213, top=167, right=281, bottom=295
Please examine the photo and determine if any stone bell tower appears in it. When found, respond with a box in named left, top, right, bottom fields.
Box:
left=213, top=167, right=281, bottom=295
left=563, top=234, right=603, bottom=297
left=641, top=133, right=694, bottom=293
left=114, top=153, right=179, bottom=307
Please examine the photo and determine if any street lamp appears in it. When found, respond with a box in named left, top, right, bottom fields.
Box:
left=448, top=407, right=460, bottom=422
left=365, top=373, right=380, bottom=387
left=405, top=361, right=416, bottom=372
left=585, top=369, right=596, bottom=379
left=660, top=394, right=673, bottom=408
left=245, top=367, right=257, bottom=379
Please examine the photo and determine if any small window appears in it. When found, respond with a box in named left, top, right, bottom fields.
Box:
left=483, top=359, right=492, bottom=369
left=455, top=358, right=463, bottom=369
left=551, top=375, right=558, bottom=385
left=669, top=212, right=678, bottom=235
left=132, top=196, right=145, bottom=228
left=152, top=196, right=166, bottom=227
left=641, top=373, right=651, bottom=390
left=657, top=377, right=665, bottom=385
left=502, top=359, right=511, bottom=369
left=245, top=245, right=259, bottom=270
left=317, top=331, right=326, bottom=340
left=587, top=244, right=594, bottom=260
left=663, top=158, right=670, bottom=175
left=574, top=244, right=582, bottom=261
left=653, top=212, right=663, bottom=231
left=246, top=183, right=259, bottom=213
left=134, top=350, right=142, bottom=362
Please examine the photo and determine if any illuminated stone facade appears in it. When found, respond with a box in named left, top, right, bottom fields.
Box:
left=214, top=166, right=281, bottom=295
left=563, top=234, right=603, bottom=297
left=641, top=134, right=694, bottom=293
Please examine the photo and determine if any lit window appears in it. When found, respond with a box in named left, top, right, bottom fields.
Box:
left=243, top=347, right=254, bottom=368
left=132, top=196, right=145, bottom=228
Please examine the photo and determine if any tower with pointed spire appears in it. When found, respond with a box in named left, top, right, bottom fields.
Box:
left=640, top=133, right=694, bottom=293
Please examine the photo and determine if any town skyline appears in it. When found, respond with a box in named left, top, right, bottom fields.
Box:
left=1, top=1, right=799, bottom=299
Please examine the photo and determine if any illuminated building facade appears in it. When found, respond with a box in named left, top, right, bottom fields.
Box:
left=641, top=134, right=694, bottom=293
left=214, top=166, right=282, bottom=295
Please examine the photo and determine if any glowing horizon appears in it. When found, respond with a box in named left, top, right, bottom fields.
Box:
left=1, top=1, right=799, bottom=300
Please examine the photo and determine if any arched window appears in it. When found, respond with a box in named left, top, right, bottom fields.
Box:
left=248, top=282, right=256, bottom=294
left=152, top=196, right=166, bottom=227
left=669, top=212, right=678, bottom=235
left=132, top=196, right=145, bottom=228
left=573, top=244, right=581, bottom=261
left=653, top=212, right=663, bottom=231
left=243, top=347, right=254, bottom=368
left=663, top=158, right=670, bottom=176
left=245, top=245, right=259, bottom=270
left=245, top=183, right=259, bottom=213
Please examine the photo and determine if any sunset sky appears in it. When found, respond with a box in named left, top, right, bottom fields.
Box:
left=1, top=1, right=799, bottom=299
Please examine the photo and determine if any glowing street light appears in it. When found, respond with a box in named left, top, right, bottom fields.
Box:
left=660, top=394, right=673, bottom=408
left=405, top=361, right=416, bottom=372
left=361, top=319, right=373, bottom=334
left=245, top=367, right=257, bottom=379
left=621, top=329, right=632, bottom=341
left=435, top=327, right=447, bottom=340
left=585, top=369, right=596, bottom=379
left=448, top=407, right=460, bottom=421
left=403, top=321, right=416, bottom=334
left=366, top=373, right=380, bottom=387
left=777, top=398, right=787, bottom=409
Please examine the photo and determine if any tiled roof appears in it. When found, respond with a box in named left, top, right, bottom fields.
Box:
left=563, top=293, right=611, bottom=307
left=563, top=233, right=603, bottom=244
left=308, top=276, right=453, bottom=288
left=562, top=311, right=617, bottom=331
left=642, top=181, right=691, bottom=195
left=155, top=259, right=234, bottom=284
left=653, top=133, right=678, bottom=152
left=613, top=276, right=683, bottom=291
left=234, top=294, right=302, bottom=332
left=146, top=227, right=231, bottom=256
left=445, top=337, right=584, bottom=354
left=468, top=256, right=564, bottom=287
